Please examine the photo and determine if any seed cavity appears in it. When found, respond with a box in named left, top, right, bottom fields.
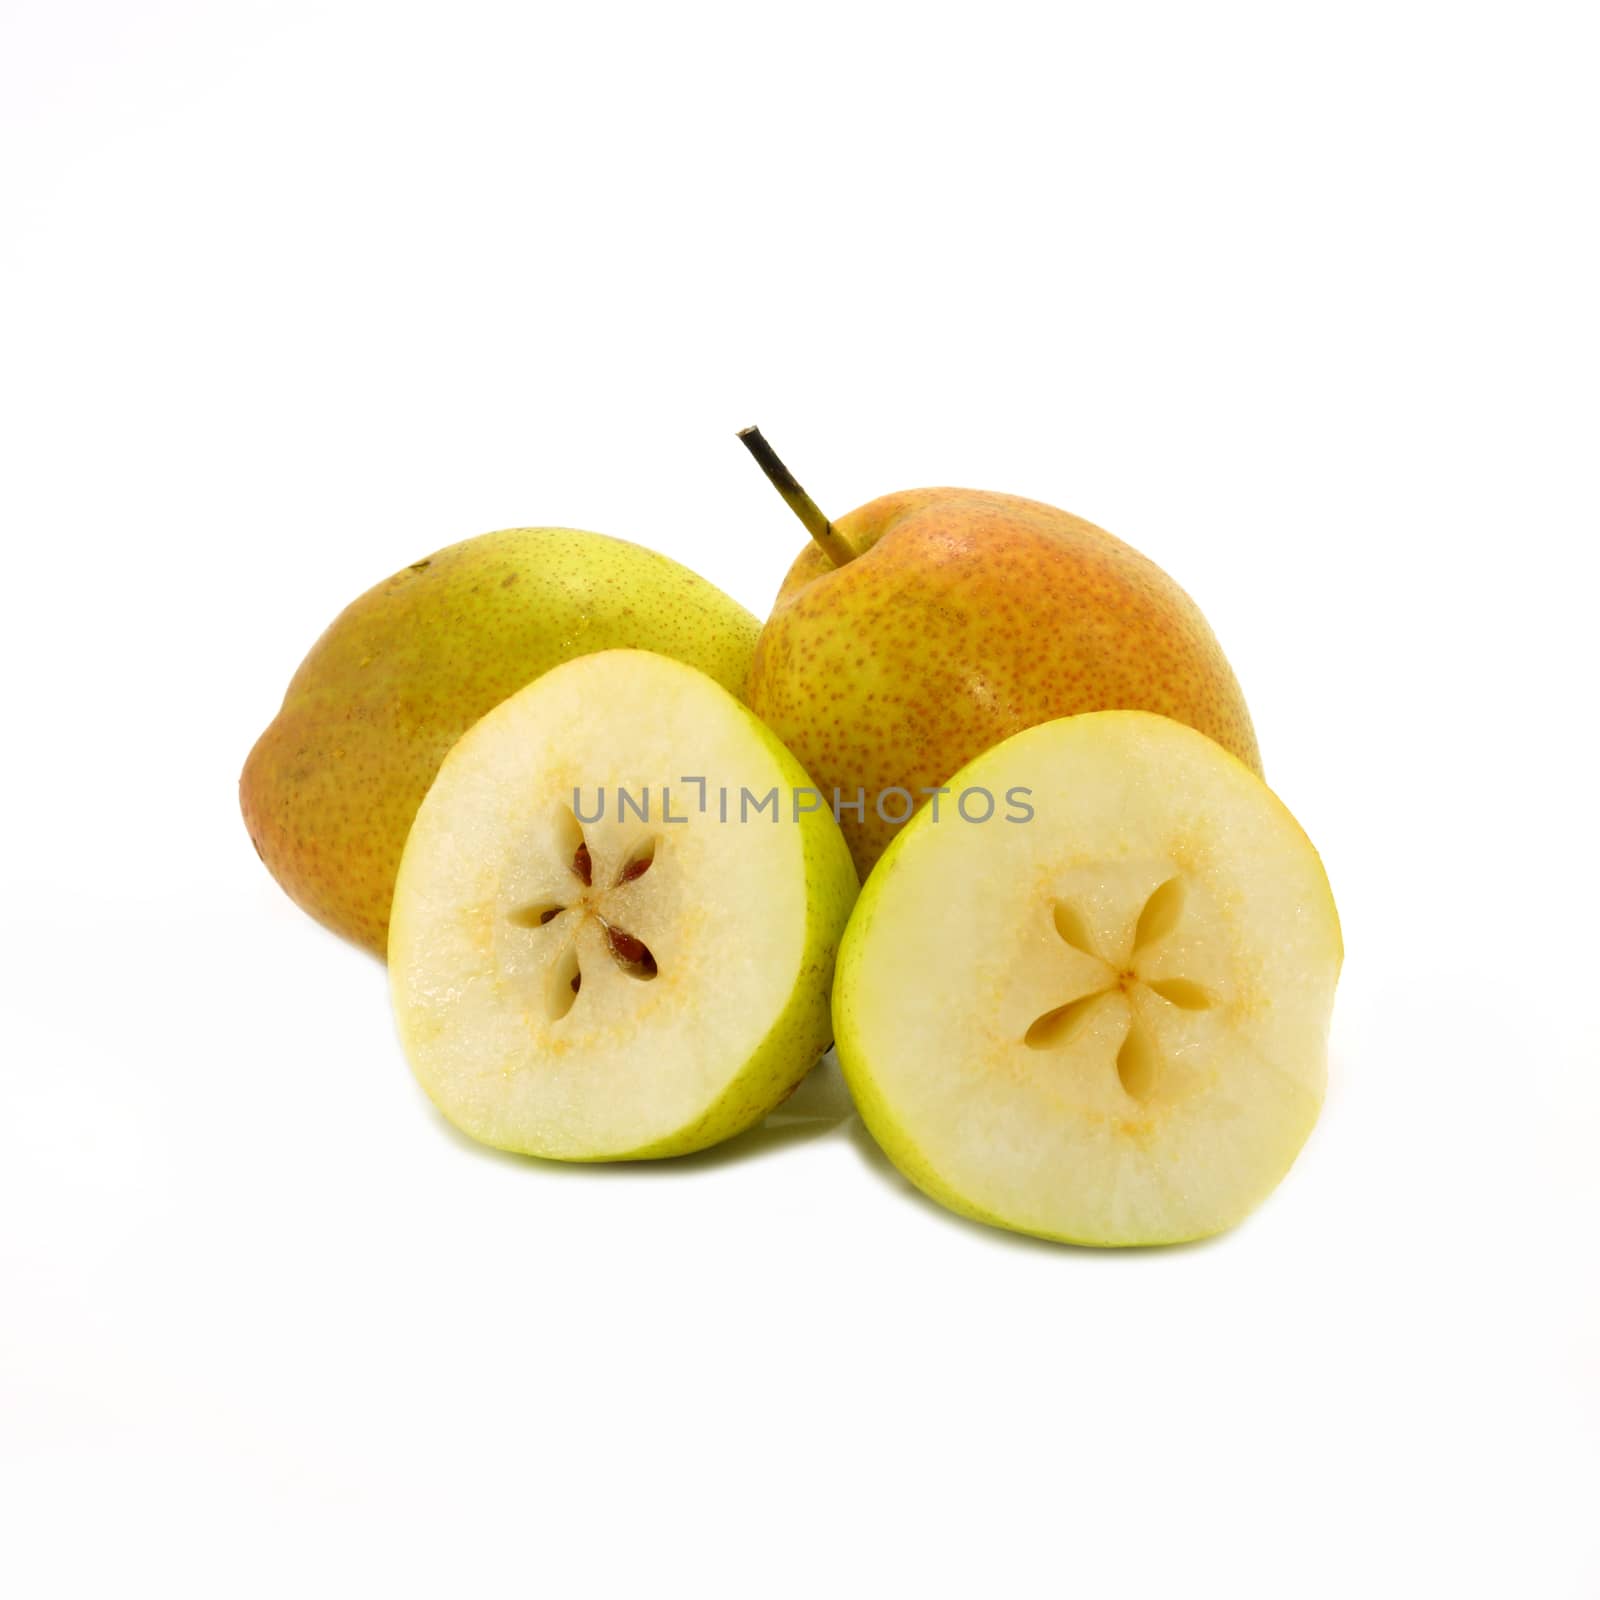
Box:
left=1116, top=1023, right=1159, bottom=1100
left=509, top=901, right=566, bottom=928
left=518, top=812, right=665, bottom=1004
left=616, top=837, right=658, bottom=885
left=1133, top=876, right=1185, bottom=952
left=547, top=945, right=582, bottom=1021
left=552, top=803, right=585, bottom=870
left=1022, top=872, right=1215, bottom=1102
left=1051, top=900, right=1099, bottom=958
left=1024, top=992, right=1103, bottom=1050
left=1147, top=977, right=1211, bottom=1010
left=605, top=924, right=658, bottom=980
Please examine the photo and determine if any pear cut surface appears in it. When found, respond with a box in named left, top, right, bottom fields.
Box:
left=833, top=711, right=1341, bottom=1245
left=390, top=649, right=857, bottom=1160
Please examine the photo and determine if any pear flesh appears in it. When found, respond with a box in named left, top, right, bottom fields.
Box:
left=832, top=711, right=1340, bottom=1246
left=748, top=489, right=1261, bottom=878
left=241, top=528, right=759, bottom=954
left=389, top=650, right=858, bottom=1160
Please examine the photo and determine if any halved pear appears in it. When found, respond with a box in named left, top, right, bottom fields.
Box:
left=834, top=711, right=1341, bottom=1245
left=389, top=649, right=858, bottom=1160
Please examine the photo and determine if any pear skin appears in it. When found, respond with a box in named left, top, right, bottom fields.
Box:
left=242, top=528, right=759, bottom=954
left=747, top=489, right=1261, bottom=878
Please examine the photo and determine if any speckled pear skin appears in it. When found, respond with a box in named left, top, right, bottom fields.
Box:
left=241, top=528, right=760, bottom=955
left=746, top=489, right=1261, bottom=878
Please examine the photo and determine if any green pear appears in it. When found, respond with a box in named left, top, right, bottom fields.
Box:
left=389, top=650, right=858, bottom=1159
left=738, top=429, right=1261, bottom=879
left=241, top=529, right=759, bottom=954
left=833, top=710, right=1340, bottom=1245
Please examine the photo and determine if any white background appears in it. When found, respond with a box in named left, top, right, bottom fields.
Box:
left=3, top=3, right=1596, bottom=1594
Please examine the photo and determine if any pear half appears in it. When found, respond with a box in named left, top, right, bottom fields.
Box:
left=834, top=712, right=1341, bottom=1245
left=389, top=649, right=858, bottom=1160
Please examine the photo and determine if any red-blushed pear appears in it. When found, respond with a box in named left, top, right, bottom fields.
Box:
left=241, top=528, right=759, bottom=955
left=739, top=428, right=1261, bottom=879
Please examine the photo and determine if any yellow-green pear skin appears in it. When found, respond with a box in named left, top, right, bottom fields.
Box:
left=747, top=489, right=1262, bottom=878
left=241, top=529, right=759, bottom=954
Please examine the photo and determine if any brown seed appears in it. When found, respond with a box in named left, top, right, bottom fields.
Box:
left=606, top=927, right=658, bottom=977
left=620, top=855, right=651, bottom=883
left=572, top=842, right=592, bottom=885
left=539, top=907, right=561, bottom=925
left=570, top=971, right=582, bottom=994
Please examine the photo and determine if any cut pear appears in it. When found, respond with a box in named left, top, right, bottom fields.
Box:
left=389, top=649, right=858, bottom=1160
left=834, top=711, right=1341, bottom=1245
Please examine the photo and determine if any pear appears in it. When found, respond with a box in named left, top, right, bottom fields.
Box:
left=389, top=650, right=858, bottom=1159
left=833, top=710, right=1341, bottom=1246
left=241, top=528, right=759, bottom=954
left=739, top=429, right=1261, bottom=878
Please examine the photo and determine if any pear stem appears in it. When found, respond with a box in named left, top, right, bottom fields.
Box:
left=737, top=426, right=856, bottom=567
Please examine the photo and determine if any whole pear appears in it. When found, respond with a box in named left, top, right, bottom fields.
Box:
left=739, top=431, right=1261, bottom=878
left=241, top=527, right=759, bottom=954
